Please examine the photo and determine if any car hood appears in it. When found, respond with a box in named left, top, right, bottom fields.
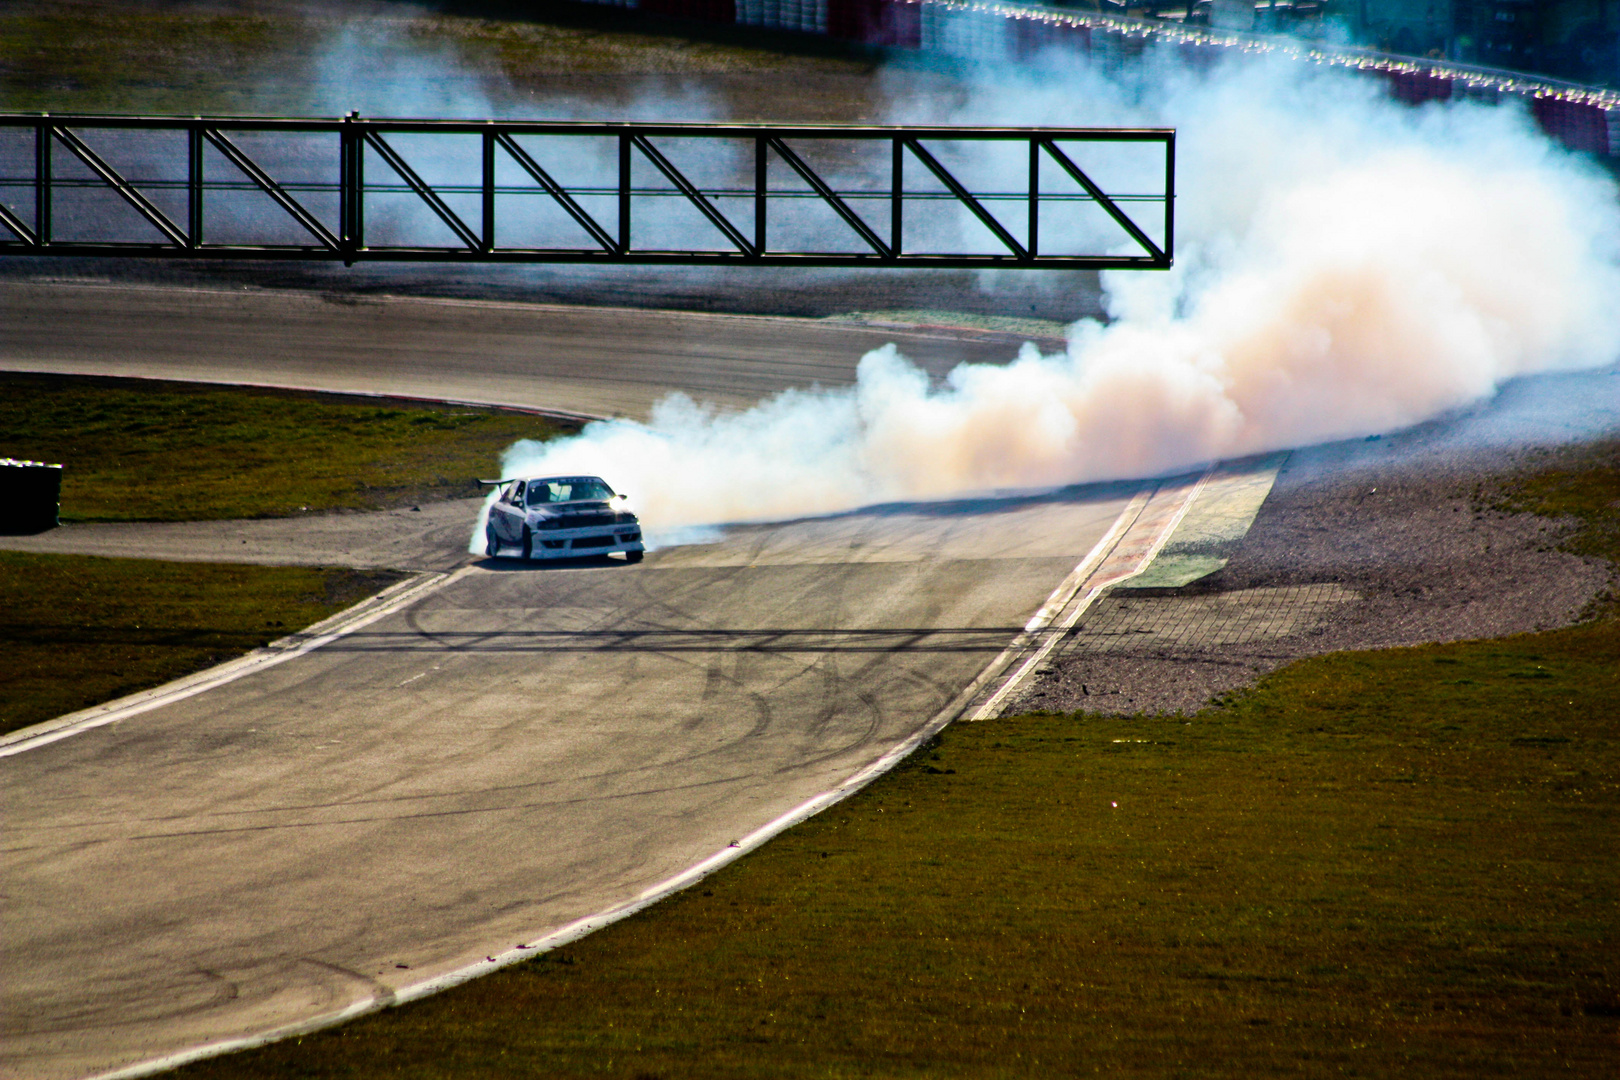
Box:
left=530, top=501, right=631, bottom=520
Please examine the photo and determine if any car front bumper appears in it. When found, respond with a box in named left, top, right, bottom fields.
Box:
left=526, top=527, right=644, bottom=559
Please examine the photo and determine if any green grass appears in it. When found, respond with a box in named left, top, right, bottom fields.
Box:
left=165, top=442, right=1619, bottom=1078
left=0, top=372, right=572, bottom=522
left=0, top=551, right=405, bottom=736
left=0, top=0, right=869, bottom=115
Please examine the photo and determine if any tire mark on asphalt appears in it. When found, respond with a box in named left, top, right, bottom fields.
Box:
left=299, top=959, right=396, bottom=1009
left=2, top=772, right=768, bottom=849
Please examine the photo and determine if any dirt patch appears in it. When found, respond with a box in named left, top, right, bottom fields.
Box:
left=1016, top=436, right=1616, bottom=717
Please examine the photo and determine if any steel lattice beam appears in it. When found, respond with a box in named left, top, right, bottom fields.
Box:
left=0, top=114, right=1174, bottom=269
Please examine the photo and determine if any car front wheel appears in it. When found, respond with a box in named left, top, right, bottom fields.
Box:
left=521, top=525, right=533, bottom=560
left=625, top=550, right=644, bottom=564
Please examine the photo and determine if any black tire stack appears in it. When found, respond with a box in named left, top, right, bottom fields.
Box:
left=1, top=459, right=62, bottom=535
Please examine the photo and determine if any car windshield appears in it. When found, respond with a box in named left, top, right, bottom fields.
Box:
left=526, top=478, right=615, bottom=507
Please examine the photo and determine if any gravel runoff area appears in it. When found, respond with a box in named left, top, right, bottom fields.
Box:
left=1013, top=379, right=1620, bottom=718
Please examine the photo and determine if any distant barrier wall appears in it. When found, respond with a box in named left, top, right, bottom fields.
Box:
left=576, top=0, right=1620, bottom=157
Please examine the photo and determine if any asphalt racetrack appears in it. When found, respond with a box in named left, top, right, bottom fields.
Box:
left=0, top=281, right=1134, bottom=1080
left=0, top=281, right=1056, bottom=419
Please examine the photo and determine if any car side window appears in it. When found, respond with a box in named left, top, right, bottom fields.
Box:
left=511, top=481, right=525, bottom=505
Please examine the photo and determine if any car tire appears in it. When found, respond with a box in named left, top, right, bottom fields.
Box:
left=625, top=549, right=644, bottom=564
left=521, top=525, right=533, bottom=560
left=485, top=523, right=499, bottom=558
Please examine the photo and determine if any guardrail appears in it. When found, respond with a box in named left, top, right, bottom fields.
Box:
left=0, top=115, right=1174, bottom=269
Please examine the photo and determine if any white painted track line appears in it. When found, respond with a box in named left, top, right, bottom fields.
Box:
left=0, top=569, right=472, bottom=759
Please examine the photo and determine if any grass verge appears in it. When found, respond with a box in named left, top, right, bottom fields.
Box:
left=0, top=372, right=572, bottom=522
left=0, top=0, right=871, bottom=115
left=0, top=551, right=405, bottom=737
left=167, top=443, right=1619, bottom=1078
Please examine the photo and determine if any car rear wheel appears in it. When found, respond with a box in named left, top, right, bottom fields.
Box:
left=485, top=523, right=499, bottom=558
left=521, top=525, right=533, bottom=560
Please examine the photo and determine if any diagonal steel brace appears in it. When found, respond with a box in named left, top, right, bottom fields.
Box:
left=493, top=133, right=615, bottom=253
left=630, top=135, right=754, bottom=256
left=766, top=137, right=890, bottom=258
left=1037, top=139, right=1166, bottom=265
left=0, top=199, right=35, bottom=245
left=902, top=138, right=1028, bottom=261
left=363, top=132, right=481, bottom=250
left=201, top=130, right=340, bottom=251
left=51, top=126, right=187, bottom=247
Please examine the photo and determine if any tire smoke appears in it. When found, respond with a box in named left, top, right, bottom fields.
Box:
left=480, top=53, right=1620, bottom=539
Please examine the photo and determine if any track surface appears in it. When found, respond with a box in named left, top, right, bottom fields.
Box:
left=0, top=498, right=484, bottom=571
left=0, top=281, right=1056, bottom=419
left=0, top=282, right=1130, bottom=1080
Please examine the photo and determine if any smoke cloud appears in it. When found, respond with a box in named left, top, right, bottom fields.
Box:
left=479, top=49, right=1620, bottom=541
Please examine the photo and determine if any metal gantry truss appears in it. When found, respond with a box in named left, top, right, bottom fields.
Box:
left=0, top=114, right=1173, bottom=269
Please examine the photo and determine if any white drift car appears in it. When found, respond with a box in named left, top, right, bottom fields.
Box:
left=484, top=475, right=644, bottom=563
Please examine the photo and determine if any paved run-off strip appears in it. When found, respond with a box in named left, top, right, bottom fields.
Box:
left=1117, top=453, right=1288, bottom=591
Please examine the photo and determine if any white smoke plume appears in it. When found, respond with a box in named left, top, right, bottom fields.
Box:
left=480, top=50, right=1620, bottom=540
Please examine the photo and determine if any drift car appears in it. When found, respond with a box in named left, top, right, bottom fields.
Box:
left=483, top=475, right=644, bottom=562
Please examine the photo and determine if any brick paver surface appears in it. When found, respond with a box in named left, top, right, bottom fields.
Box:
left=1065, top=583, right=1359, bottom=653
